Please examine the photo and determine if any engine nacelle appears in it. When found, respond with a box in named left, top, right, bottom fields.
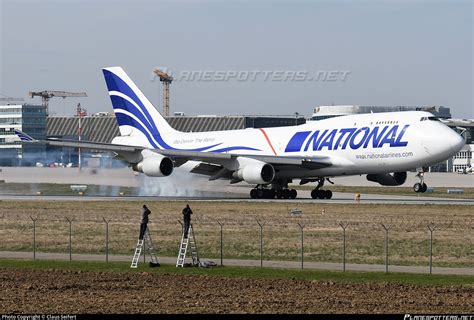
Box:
left=366, top=172, right=407, bottom=186
left=132, top=154, right=174, bottom=177
left=233, top=161, right=275, bottom=184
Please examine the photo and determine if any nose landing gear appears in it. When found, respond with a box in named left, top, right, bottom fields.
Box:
left=413, top=170, right=428, bottom=193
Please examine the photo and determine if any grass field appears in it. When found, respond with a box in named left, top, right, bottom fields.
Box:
left=294, top=185, right=474, bottom=199
left=0, top=200, right=472, bottom=268
left=0, top=182, right=135, bottom=196
left=1, top=259, right=472, bottom=286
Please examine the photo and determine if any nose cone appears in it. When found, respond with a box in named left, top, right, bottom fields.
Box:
left=448, top=129, right=465, bottom=153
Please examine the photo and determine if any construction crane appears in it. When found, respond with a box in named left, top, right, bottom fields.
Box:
left=76, top=103, right=87, bottom=171
left=153, top=69, right=173, bottom=117
left=29, top=90, right=87, bottom=115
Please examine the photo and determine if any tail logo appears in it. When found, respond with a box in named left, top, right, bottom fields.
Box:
left=103, top=68, right=260, bottom=153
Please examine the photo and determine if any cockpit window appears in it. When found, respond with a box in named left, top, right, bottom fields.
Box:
left=420, top=116, right=440, bottom=122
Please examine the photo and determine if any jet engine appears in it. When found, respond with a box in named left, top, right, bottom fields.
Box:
left=233, top=161, right=275, bottom=184
left=132, top=154, right=174, bottom=177
left=366, top=172, right=407, bottom=186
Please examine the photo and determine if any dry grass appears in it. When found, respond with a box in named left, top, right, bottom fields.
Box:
left=0, top=200, right=472, bottom=267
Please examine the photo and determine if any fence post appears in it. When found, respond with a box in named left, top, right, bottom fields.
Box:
left=30, top=216, right=38, bottom=261
left=217, top=220, right=224, bottom=267
left=381, top=223, right=391, bottom=273
left=427, top=222, right=436, bottom=274
left=103, top=218, right=111, bottom=263
left=297, top=223, right=305, bottom=270
left=65, top=217, right=74, bottom=261
left=256, top=219, right=265, bottom=268
left=339, top=222, right=349, bottom=272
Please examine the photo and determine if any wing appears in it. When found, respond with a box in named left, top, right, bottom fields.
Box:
left=23, top=136, right=333, bottom=181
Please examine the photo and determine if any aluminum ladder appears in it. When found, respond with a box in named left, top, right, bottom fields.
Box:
left=130, top=227, right=159, bottom=268
left=176, top=224, right=200, bottom=267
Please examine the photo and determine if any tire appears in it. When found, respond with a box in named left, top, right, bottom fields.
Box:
left=265, top=189, right=276, bottom=199
left=317, top=190, right=325, bottom=199
left=276, top=190, right=283, bottom=199
left=257, top=189, right=264, bottom=199
left=311, top=189, right=318, bottom=199
left=324, top=190, right=333, bottom=199
left=282, top=189, right=290, bottom=199
left=421, top=183, right=427, bottom=193
left=289, top=189, right=297, bottom=199
left=250, top=189, right=257, bottom=199
left=413, top=183, right=422, bottom=193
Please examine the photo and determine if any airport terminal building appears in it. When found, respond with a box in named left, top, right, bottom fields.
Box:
left=310, top=105, right=452, bottom=120
left=0, top=104, right=46, bottom=166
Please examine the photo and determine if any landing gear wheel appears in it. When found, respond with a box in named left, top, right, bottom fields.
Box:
left=414, top=168, right=428, bottom=194
left=413, top=183, right=422, bottom=193
left=420, top=183, right=427, bottom=193
left=282, top=189, right=290, bottom=199
left=264, top=189, right=276, bottom=199
left=324, top=190, right=333, bottom=199
left=257, top=189, right=265, bottom=199
left=289, top=189, right=297, bottom=199
left=276, top=190, right=283, bottom=199
left=250, top=189, right=257, bottom=199
left=311, top=189, right=332, bottom=199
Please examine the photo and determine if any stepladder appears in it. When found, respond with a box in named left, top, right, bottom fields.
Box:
left=131, top=227, right=160, bottom=268
left=176, top=223, right=200, bottom=267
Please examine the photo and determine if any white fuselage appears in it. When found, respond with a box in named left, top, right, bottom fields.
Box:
left=113, top=111, right=465, bottom=180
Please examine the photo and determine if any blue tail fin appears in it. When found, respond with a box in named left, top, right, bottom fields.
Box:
left=14, top=129, right=36, bottom=142
left=102, top=67, right=177, bottom=149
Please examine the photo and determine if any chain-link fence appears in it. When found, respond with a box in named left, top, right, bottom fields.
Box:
left=1, top=210, right=472, bottom=272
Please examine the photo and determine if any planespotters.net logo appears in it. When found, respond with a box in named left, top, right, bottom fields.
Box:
left=404, top=315, right=474, bottom=320
left=152, top=68, right=352, bottom=82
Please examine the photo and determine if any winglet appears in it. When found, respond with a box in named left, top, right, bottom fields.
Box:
left=14, top=129, right=36, bottom=142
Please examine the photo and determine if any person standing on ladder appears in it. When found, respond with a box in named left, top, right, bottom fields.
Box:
left=139, top=204, right=151, bottom=240
left=182, top=204, right=193, bottom=238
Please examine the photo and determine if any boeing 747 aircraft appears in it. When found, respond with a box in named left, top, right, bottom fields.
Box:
left=17, top=67, right=466, bottom=199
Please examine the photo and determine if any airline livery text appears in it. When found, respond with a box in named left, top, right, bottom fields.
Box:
left=285, top=125, right=410, bottom=152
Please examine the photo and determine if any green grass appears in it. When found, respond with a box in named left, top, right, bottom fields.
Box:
left=1, top=200, right=472, bottom=268
left=0, top=182, right=136, bottom=196
left=1, top=258, right=472, bottom=287
left=294, top=185, right=474, bottom=199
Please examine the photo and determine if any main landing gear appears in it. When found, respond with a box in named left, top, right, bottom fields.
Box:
left=413, top=170, right=428, bottom=193
left=310, top=178, right=333, bottom=199
left=249, top=181, right=297, bottom=199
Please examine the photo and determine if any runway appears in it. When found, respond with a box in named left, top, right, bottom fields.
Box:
left=0, top=191, right=473, bottom=205
left=1, top=167, right=472, bottom=205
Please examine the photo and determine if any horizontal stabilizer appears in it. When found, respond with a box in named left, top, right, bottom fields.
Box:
left=14, top=129, right=36, bottom=142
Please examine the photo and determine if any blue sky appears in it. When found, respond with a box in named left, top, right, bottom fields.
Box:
left=0, top=0, right=472, bottom=118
